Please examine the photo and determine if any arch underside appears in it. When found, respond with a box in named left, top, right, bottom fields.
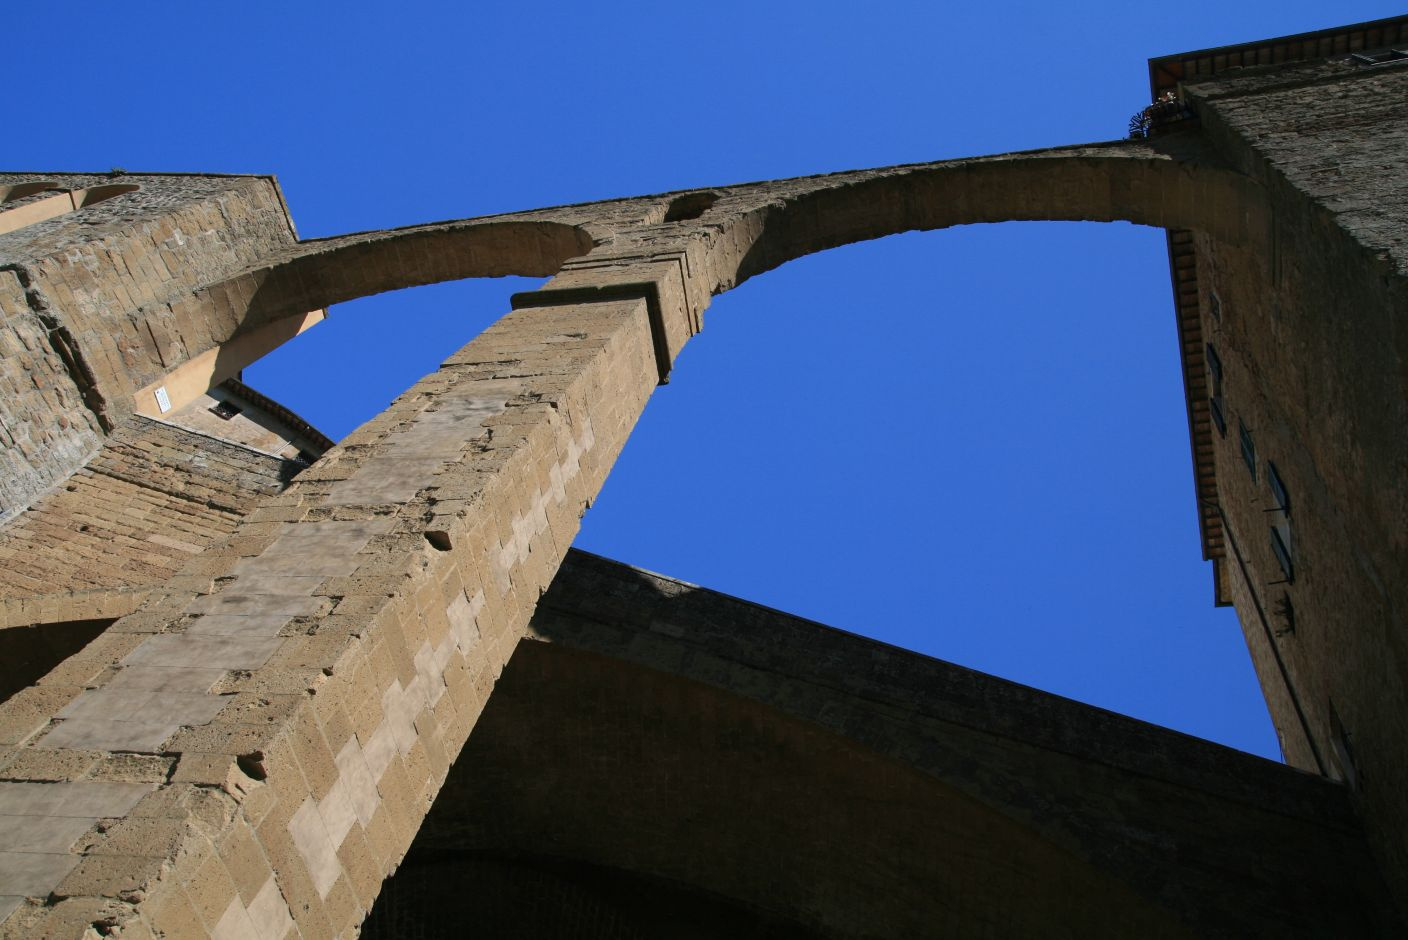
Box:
left=711, top=138, right=1262, bottom=295
left=216, top=219, right=597, bottom=341
left=366, top=551, right=1395, bottom=940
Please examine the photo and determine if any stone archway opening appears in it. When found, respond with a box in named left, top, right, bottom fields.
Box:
left=242, top=276, right=546, bottom=443
left=574, top=219, right=1278, bottom=759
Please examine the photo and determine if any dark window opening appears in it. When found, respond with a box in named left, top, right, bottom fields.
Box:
left=1351, top=48, right=1408, bottom=66
left=1209, top=397, right=1226, bottom=436
left=209, top=399, right=243, bottom=420
left=1206, top=344, right=1226, bottom=436
left=1209, top=290, right=1222, bottom=322
left=1267, top=461, right=1293, bottom=583
left=1329, top=701, right=1357, bottom=788
left=1267, top=461, right=1290, bottom=515
left=1270, top=525, right=1294, bottom=583
left=1239, top=421, right=1257, bottom=480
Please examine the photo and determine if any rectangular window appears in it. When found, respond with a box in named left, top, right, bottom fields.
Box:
left=1209, top=397, right=1227, bottom=436
left=1239, top=421, right=1257, bottom=480
left=1329, top=701, right=1357, bottom=789
left=1267, top=461, right=1290, bottom=515
left=1270, top=525, right=1294, bottom=582
left=1352, top=48, right=1408, bottom=66
left=1206, top=344, right=1226, bottom=436
left=1267, top=461, right=1293, bottom=582
left=1209, top=290, right=1222, bottom=322
left=210, top=400, right=242, bottom=421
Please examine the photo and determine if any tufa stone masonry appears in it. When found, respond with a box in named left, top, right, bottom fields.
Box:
left=1, top=15, right=1407, bottom=938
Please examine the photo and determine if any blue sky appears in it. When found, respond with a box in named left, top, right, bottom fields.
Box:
left=13, top=2, right=1402, bottom=759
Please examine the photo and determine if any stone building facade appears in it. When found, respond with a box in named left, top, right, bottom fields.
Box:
left=0, top=15, right=1406, bottom=938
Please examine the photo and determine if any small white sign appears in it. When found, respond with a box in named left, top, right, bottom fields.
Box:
left=154, top=386, right=172, bottom=413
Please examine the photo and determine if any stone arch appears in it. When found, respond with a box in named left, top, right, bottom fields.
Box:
left=561, top=142, right=1280, bottom=760
left=383, top=639, right=1203, bottom=939
left=227, top=219, right=596, bottom=335
left=370, top=561, right=1392, bottom=940
left=0, top=180, right=61, bottom=203
left=0, top=182, right=140, bottom=236
left=663, top=138, right=1265, bottom=661
left=134, top=219, right=595, bottom=418
left=701, top=141, right=1265, bottom=296
left=72, top=182, right=140, bottom=208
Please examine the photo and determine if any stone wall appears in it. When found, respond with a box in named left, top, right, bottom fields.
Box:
left=391, top=550, right=1397, bottom=938
left=0, top=267, right=102, bottom=522
left=0, top=417, right=303, bottom=625
left=0, top=173, right=299, bottom=521
left=1182, top=56, right=1408, bottom=908
left=1, top=36, right=1406, bottom=932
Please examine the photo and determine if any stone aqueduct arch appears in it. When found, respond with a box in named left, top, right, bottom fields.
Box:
left=207, top=138, right=1263, bottom=350
left=3, top=36, right=1407, bottom=930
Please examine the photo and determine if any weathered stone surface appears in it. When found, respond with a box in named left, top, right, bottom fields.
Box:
left=369, top=549, right=1397, bottom=939
left=0, top=417, right=302, bottom=619
left=0, top=173, right=301, bottom=519
left=1, top=15, right=1408, bottom=938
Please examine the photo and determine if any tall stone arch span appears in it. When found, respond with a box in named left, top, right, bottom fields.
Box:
left=2, top=16, right=1408, bottom=936
left=186, top=137, right=1261, bottom=368
left=694, top=138, right=1265, bottom=295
